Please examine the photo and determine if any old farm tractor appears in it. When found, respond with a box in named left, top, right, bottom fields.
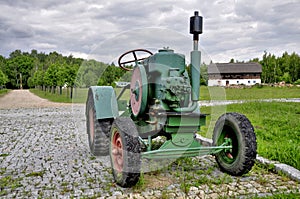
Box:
left=86, top=11, right=257, bottom=187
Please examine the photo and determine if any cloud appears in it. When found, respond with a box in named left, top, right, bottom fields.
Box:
left=30, top=42, right=57, bottom=49
left=0, top=0, right=299, bottom=63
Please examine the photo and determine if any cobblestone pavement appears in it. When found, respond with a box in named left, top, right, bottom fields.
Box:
left=0, top=105, right=299, bottom=198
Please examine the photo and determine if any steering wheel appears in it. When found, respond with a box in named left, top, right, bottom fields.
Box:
left=118, top=49, right=153, bottom=71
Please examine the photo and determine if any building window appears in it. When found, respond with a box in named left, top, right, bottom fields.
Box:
left=253, top=80, right=256, bottom=84
left=237, top=81, right=239, bottom=84
left=248, top=80, right=250, bottom=84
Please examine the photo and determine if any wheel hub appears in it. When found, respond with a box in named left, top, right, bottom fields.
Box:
left=220, top=132, right=238, bottom=163
left=224, top=136, right=233, bottom=159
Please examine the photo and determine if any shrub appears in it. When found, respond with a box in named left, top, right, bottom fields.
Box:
left=294, top=79, right=300, bottom=85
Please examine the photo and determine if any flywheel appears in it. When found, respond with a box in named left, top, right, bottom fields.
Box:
left=130, top=65, right=148, bottom=117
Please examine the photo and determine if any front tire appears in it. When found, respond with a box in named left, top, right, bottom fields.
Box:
left=213, top=112, right=257, bottom=175
left=86, top=91, right=112, bottom=156
left=110, top=117, right=141, bottom=187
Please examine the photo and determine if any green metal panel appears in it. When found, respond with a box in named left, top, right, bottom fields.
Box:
left=164, top=113, right=206, bottom=133
left=89, top=86, right=119, bottom=119
left=147, top=49, right=186, bottom=74
left=168, top=115, right=200, bottom=126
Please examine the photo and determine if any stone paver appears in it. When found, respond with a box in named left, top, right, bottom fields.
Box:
left=0, top=92, right=299, bottom=198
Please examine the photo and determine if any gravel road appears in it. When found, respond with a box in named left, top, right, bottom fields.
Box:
left=0, top=90, right=299, bottom=198
left=0, top=90, right=70, bottom=109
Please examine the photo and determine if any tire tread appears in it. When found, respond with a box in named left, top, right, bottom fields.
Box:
left=213, top=112, right=257, bottom=175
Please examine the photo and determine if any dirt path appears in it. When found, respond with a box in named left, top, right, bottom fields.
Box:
left=0, top=90, right=70, bottom=109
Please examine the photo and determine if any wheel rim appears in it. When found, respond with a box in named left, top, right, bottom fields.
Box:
left=88, top=108, right=94, bottom=144
left=130, top=65, right=148, bottom=117
left=111, top=129, right=123, bottom=173
left=218, top=126, right=239, bottom=164
left=130, top=67, right=143, bottom=116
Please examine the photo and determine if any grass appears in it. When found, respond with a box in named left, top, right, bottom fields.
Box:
left=0, top=89, right=9, bottom=97
left=25, top=171, right=45, bottom=177
left=29, top=86, right=300, bottom=104
left=30, top=88, right=88, bottom=103
left=200, top=102, right=300, bottom=170
left=0, top=175, right=23, bottom=196
left=30, top=87, right=130, bottom=103
left=200, top=85, right=300, bottom=100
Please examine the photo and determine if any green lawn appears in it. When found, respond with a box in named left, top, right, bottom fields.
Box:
left=200, top=102, right=300, bottom=170
left=30, top=88, right=88, bottom=103
left=30, top=86, right=300, bottom=103
left=200, top=86, right=300, bottom=101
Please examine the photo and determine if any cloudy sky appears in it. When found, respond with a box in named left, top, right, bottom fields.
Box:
left=0, top=0, right=299, bottom=63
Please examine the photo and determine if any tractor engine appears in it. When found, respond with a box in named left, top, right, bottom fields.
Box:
left=128, top=48, right=201, bottom=138
left=161, top=75, right=191, bottom=106
left=146, top=49, right=191, bottom=109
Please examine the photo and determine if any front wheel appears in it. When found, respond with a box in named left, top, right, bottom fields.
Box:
left=213, top=112, right=257, bottom=176
left=109, top=117, right=141, bottom=187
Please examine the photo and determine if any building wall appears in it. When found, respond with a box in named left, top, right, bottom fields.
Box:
left=208, top=79, right=261, bottom=86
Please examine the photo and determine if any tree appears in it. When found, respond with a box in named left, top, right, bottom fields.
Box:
left=0, top=69, right=8, bottom=86
left=200, top=63, right=208, bottom=85
left=289, top=52, right=300, bottom=82
left=44, top=64, right=59, bottom=93
left=0, top=55, right=6, bottom=71
left=260, top=52, right=278, bottom=83
left=64, top=64, right=79, bottom=98
left=32, top=70, right=45, bottom=88
left=98, top=65, right=126, bottom=87
left=76, top=60, right=109, bottom=88
left=282, top=72, right=292, bottom=83
left=119, top=70, right=133, bottom=82
left=6, top=52, right=34, bottom=88
left=83, top=70, right=98, bottom=87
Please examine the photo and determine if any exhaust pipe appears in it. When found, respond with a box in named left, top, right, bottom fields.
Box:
left=190, top=11, right=203, bottom=101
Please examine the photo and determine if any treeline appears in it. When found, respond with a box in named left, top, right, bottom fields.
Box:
left=0, top=50, right=127, bottom=98
left=241, top=51, right=300, bottom=84
left=0, top=49, right=299, bottom=95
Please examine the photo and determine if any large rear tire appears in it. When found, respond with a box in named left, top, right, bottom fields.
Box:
left=213, top=112, right=257, bottom=175
left=86, top=92, right=112, bottom=156
left=110, top=117, right=141, bottom=187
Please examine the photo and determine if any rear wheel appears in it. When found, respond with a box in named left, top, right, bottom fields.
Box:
left=86, top=91, right=112, bottom=156
left=110, top=117, right=141, bottom=187
left=213, top=112, right=257, bottom=175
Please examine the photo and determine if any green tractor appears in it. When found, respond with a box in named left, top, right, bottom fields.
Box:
left=86, top=11, right=257, bottom=187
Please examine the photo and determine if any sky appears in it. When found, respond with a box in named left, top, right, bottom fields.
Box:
left=0, top=0, right=299, bottom=64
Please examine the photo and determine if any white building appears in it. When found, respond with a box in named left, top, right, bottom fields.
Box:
left=115, top=82, right=130, bottom=87
left=208, top=63, right=262, bottom=86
